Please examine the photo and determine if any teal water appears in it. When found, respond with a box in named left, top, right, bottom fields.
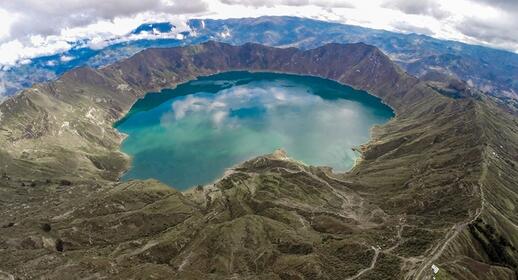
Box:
left=115, top=72, right=394, bottom=190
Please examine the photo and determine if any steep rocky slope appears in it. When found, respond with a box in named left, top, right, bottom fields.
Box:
left=4, top=16, right=518, bottom=113
left=0, top=42, right=516, bottom=279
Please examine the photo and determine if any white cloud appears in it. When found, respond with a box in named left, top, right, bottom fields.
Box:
left=1, top=0, right=207, bottom=38
left=169, top=82, right=320, bottom=127
left=0, top=0, right=517, bottom=68
left=471, top=0, right=518, bottom=11
left=204, top=0, right=518, bottom=52
left=60, top=55, right=74, bottom=62
left=459, top=5, right=518, bottom=51
left=211, top=110, right=228, bottom=126
left=0, top=9, right=16, bottom=40
left=220, top=0, right=354, bottom=8
left=0, top=13, right=194, bottom=65
left=382, top=0, right=450, bottom=19
left=0, top=0, right=207, bottom=66
left=0, top=38, right=72, bottom=65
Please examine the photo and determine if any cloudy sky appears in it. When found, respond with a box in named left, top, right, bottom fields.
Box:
left=0, top=0, right=516, bottom=66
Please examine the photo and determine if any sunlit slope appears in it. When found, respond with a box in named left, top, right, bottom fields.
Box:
left=0, top=42, right=516, bottom=279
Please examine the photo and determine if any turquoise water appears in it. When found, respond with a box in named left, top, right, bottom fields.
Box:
left=115, top=72, right=394, bottom=190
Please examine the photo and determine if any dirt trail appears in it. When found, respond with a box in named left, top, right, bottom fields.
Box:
left=345, top=246, right=381, bottom=280
left=411, top=148, right=488, bottom=280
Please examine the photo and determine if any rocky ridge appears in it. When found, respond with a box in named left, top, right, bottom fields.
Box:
left=0, top=41, right=517, bottom=279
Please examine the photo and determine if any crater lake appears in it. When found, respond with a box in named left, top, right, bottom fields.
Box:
left=115, top=72, right=394, bottom=189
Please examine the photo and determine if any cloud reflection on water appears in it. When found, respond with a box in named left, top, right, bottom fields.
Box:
left=118, top=72, right=393, bottom=189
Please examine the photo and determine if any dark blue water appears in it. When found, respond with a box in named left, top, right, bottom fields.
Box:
left=115, top=72, right=394, bottom=189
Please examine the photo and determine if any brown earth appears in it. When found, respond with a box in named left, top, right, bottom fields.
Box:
left=0, top=41, right=516, bottom=279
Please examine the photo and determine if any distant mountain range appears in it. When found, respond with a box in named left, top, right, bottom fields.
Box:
left=1, top=16, right=518, bottom=107
left=2, top=41, right=516, bottom=279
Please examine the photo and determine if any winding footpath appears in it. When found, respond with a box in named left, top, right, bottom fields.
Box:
left=412, top=148, right=488, bottom=280
left=345, top=246, right=381, bottom=280
left=345, top=218, right=406, bottom=280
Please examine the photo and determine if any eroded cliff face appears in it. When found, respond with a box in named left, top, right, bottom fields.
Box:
left=0, top=42, right=516, bottom=279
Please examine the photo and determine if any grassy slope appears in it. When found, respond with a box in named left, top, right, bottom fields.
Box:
left=0, top=42, right=516, bottom=279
